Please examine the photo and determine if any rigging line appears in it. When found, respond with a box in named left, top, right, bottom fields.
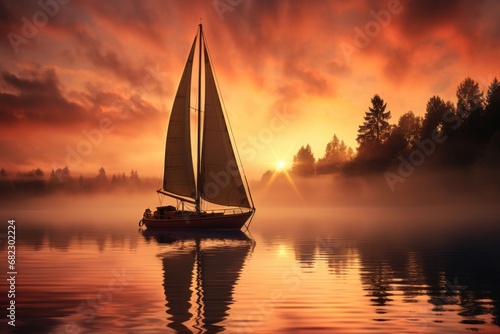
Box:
left=245, top=227, right=257, bottom=252
left=157, top=101, right=171, bottom=203
left=244, top=209, right=256, bottom=231
left=156, top=124, right=168, bottom=205
left=189, top=106, right=202, bottom=112
left=244, top=174, right=256, bottom=211
left=201, top=30, right=255, bottom=208
left=157, top=116, right=166, bottom=191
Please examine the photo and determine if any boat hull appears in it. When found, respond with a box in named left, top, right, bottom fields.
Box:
left=142, top=210, right=253, bottom=229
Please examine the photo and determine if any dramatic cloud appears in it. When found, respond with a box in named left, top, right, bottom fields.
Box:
left=0, top=67, right=162, bottom=127
left=0, top=0, right=499, bottom=178
left=0, top=69, right=88, bottom=124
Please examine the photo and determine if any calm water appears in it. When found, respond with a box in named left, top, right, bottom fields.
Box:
left=1, top=200, right=500, bottom=333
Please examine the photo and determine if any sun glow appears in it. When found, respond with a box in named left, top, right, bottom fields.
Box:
left=277, top=160, right=285, bottom=170
left=277, top=244, right=288, bottom=257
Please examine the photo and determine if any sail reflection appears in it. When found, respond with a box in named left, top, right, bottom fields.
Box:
left=163, top=249, right=196, bottom=332
left=141, top=230, right=253, bottom=333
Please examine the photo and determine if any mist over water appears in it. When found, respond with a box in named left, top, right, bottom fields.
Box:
left=1, top=170, right=499, bottom=333
left=5, top=167, right=499, bottom=232
left=253, top=169, right=500, bottom=237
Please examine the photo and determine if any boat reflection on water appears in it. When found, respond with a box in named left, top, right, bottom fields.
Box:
left=141, top=229, right=254, bottom=333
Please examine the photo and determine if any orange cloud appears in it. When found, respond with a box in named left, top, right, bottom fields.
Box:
left=0, top=0, right=499, bottom=179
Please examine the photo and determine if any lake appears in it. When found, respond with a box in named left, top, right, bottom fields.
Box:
left=1, top=196, right=499, bottom=333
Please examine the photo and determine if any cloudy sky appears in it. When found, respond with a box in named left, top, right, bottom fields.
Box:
left=1, top=0, right=499, bottom=179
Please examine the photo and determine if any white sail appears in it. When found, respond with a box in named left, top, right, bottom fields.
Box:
left=163, top=38, right=197, bottom=199
left=200, top=44, right=251, bottom=208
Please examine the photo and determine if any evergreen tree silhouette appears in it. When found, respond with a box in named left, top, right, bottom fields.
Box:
left=96, top=167, right=108, bottom=187
left=291, top=144, right=315, bottom=176
left=485, top=77, right=499, bottom=108
left=357, top=94, right=391, bottom=147
left=456, top=77, right=484, bottom=119
left=317, top=134, right=353, bottom=174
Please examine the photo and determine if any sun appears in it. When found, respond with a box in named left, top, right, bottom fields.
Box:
left=277, top=160, right=285, bottom=170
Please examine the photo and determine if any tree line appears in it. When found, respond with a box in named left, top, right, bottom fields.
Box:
left=286, top=76, right=500, bottom=178
left=0, top=166, right=156, bottom=198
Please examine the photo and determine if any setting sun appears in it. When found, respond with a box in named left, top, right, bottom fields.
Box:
left=277, top=160, right=285, bottom=170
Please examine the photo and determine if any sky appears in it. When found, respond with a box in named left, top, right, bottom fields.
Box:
left=1, top=0, right=500, bottom=180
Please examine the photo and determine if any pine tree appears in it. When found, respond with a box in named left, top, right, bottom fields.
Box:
left=323, top=135, right=340, bottom=162
left=485, top=77, right=500, bottom=108
left=357, top=94, right=391, bottom=147
left=291, top=144, right=315, bottom=176
left=111, top=174, right=118, bottom=186
left=130, top=170, right=140, bottom=184
left=316, top=135, right=352, bottom=174
left=346, top=147, right=354, bottom=160
left=96, top=167, right=107, bottom=186
left=483, top=77, right=500, bottom=140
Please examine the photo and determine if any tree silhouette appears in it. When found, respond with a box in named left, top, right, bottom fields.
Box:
left=50, top=167, right=71, bottom=183
left=0, top=166, right=154, bottom=198
left=130, top=170, right=140, bottom=184
left=260, top=170, right=273, bottom=183
left=13, top=168, right=46, bottom=195
left=421, top=96, right=454, bottom=139
left=485, top=77, right=499, bottom=108
left=291, top=144, right=315, bottom=176
left=483, top=77, right=500, bottom=139
left=317, top=134, right=353, bottom=174
left=111, top=173, right=119, bottom=186
left=96, top=167, right=108, bottom=186
left=397, top=111, right=422, bottom=148
left=357, top=94, right=391, bottom=147
left=349, top=95, right=393, bottom=172
left=456, top=77, right=484, bottom=119
left=18, top=168, right=44, bottom=178
left=78, top=174, right=85, bottom=188
left=346, top=147, right=354, bottom=160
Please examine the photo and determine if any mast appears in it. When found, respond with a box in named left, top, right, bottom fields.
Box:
left=195, top=24, right=203, bottom=213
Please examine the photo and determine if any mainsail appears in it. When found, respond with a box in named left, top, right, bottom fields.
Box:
left=162, top=25, right=252, bottom=210
left=200, top=44, right=251, bottom=208
left=163, top=37, right=197, bottom=199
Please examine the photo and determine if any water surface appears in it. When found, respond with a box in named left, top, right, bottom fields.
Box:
left=1, top=200, right=499, bottom=333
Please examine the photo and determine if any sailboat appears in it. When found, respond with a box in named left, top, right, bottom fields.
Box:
left=141, top=24, right=255, bottom=229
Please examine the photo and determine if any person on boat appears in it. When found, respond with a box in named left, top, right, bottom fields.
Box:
left=143, top=208, right=152, bottom=218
